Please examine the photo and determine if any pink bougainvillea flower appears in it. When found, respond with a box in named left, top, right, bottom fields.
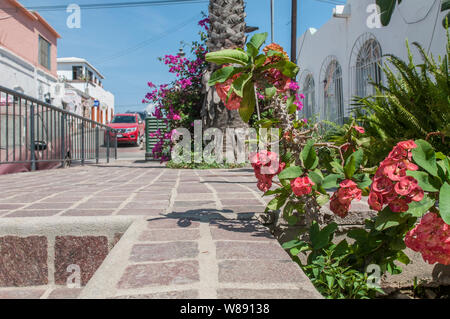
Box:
left=289, top=81, right=300, bottom=91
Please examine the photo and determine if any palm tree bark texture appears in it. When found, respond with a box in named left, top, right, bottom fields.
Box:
left=201, top=0, right=249, bottom=133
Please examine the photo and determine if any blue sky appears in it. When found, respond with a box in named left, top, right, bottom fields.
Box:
left=19, top=0, right=341, bottom=113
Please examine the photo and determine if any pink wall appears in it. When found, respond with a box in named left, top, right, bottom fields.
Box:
left=0, top=0, right=60, bottom=77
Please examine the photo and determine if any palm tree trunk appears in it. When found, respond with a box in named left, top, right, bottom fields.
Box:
left=202, top=0, right=249, bottom=132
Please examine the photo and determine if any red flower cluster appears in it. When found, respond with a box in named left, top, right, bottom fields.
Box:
left=329, top=180, right=362, bottom=218
left=215, top=72, right=242, bottom=110
left=250, top=151, right=285, bottom=192
left=262, top=44, right=291, bottom=93
left=368, top=140, right=424, bottom=213
left=291, top=176, right=315, bottom=196
left=405, top=212, right=450, bottom=265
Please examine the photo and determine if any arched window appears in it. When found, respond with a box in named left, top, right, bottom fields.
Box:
left=351, top=33, right=382, bottom=98
left=320, top=56, right=344, bottom=124
left=302, top=74, right=315, bottom=120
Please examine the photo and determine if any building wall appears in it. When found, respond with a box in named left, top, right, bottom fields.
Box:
left=57, top=62, right=115, bottom=124
left=0, top=0, right=58, bottom=77
left=0, top=0, right=59, bottom=100
left=297, top=0, right=448, bottom=122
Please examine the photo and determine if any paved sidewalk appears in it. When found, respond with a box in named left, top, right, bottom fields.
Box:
left=0, top=161, right=322, bottom=299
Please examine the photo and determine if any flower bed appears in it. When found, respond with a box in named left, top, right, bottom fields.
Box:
left=205, top=32, right=450, bottom=299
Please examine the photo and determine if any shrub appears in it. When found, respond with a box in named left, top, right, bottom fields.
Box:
left=352, top=33, right=450, bottom=165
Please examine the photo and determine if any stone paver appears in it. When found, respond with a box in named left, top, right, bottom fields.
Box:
left=0, top=160, right=322, bottom=299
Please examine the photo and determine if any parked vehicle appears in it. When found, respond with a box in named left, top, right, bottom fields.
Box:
left=107, top=113, right=145, bottom=146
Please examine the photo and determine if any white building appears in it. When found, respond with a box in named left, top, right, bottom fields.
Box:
left=57, top=57, right=115, bottom=124
left=297, top=0, right=449, bottom=124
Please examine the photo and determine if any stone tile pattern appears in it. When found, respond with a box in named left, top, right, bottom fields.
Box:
left=113, top=218, right=322, bottom=299
left=0, top=161, right=323, bottom=299
left=0, top=163, right=267, bottom=219
left=0, top=236, right=48, bottom=287
left=54, top=236, right=109, bottom=286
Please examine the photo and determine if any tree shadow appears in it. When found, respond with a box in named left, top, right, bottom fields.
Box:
left=146, top=208, right=273, bottom=240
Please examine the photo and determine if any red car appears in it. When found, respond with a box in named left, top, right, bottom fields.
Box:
left=108, top=113, right=145, bottom=146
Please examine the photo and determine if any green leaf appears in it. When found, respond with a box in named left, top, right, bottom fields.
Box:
left=443, top=12, right=450, bottom=28
left=330, top=161, right=344, bottom=175
left=326, top=275, right=335, bottom=289
left=254, top=54, right=267, bottom=67
left=308, top=170, right=323, bottom=186
left=442, top=0, right=450, bottom=11
left=264, top=86, right=277, bottom=99
left=353, top=173, right=372, bottom=189
left=246, top=32, right=268, bottom=57
left=348, top=229, right=368, bottom=242
left=205, top=49, right=250, bottom=66
left=301, top=140, right=319, bottom=170
left=280, top=60, right=300, bottom=78
left=316, top=194, right=330, bottom=206
left=283, top=201, right=295, bottom=218
left=232, top=73, right=252, bottom=97
left=322, top=174, right=341, bottom=189
left=440, top=182, right=450, bottom=225
left=332, top=240, right=349, bottom=258
left=282, top=239, right=305, bottom=250
left=375, top=207, right=409, bottom=231
left=287, top=215, right=298, bottom=225
left=287, top=95, right=297, bottom=114
left=239, top=82, right=255, bottom=122
left=310, top=222, right=338, bottom=250
left=406, top=171, right=440, bottom=192
left=412, top=139, right=438, bottom=177
left=208, top=66, right=236, bottom=86
left=397, top=250, right=411, bottom=265
left=263, top=188, right=286, bottom=196
left=266, top=194, right=288, bottom=211
left=345, top=149, right=364, bottom=171
left=344, top=155, right=356, bottom=179
left=407, top=196, right=435, bottom=218
left=376, top=0, right=399, bottom=26
left=278, top=166, right=303, bottom=180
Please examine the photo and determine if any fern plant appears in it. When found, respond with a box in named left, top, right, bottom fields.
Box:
left=352, top=31, right=450, bottom=165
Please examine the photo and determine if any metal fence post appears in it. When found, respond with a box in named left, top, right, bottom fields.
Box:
left=30, top=104, right=36, bottom=171
left=61, top=113, right=65, bottom=167
left=81, top=121, right=85, bottom=166
left=106, top=128, right=110, bottom=163
left=114, top=131, right=118, bottom=160
left=95, top=126, right=99, bottom=164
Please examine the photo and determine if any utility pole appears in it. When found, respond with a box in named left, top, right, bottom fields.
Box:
left=290, top=0, right=297, bottom=64
left=270, top=0, right=274, bottom=43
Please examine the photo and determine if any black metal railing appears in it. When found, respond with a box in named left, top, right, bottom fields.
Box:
left=0, top=85, right=117, bottom=173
